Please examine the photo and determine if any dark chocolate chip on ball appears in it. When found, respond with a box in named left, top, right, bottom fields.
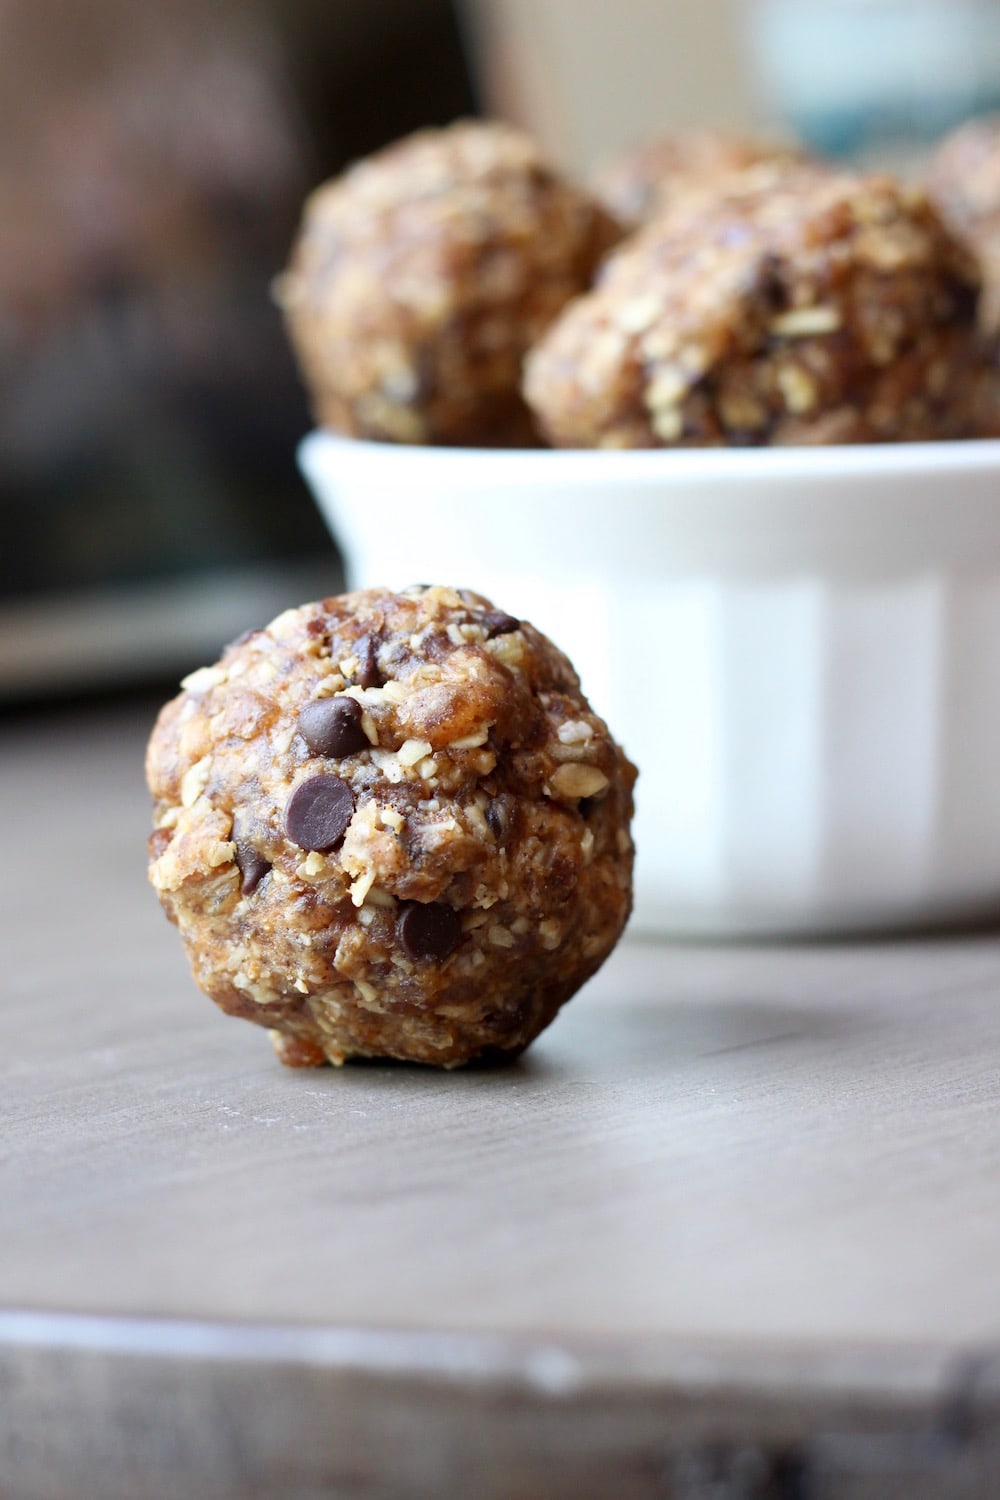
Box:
left=486, top=794, right=515, bottom=845
left=298, top=696, right=369, bottom=758
left=397, top=901, right=463, bottom=961
left=234, top=842, right=271, bottom=895
left=356, top=634, right=383, bottom=689
left=284, top=775, right=354, bottom=851
left=482, top=610, right=520, bottom=639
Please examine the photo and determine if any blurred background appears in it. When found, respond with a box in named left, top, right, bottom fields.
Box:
left=5, top=0, right=1000, bottom=704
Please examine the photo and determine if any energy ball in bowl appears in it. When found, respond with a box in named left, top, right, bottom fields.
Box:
left=594, top=127, right=810, bottom=228
left=146, top=587, right=636, bottom=1068
left=927, top=114, right=1000, bottom=334
left=277, top=120, right=622, bottom=446
left=524, top=167, right=1000, bottom=448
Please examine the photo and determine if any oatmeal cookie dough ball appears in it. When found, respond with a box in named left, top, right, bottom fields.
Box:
left=928, top=115, right=1000, bottom=334
left=146, top=587, right=636, bottom=1068
left=277, top=120, right=622, bottom=446
left=524, top=167, right=999, bottom=448
left=594, top=127, right=810, bottom=228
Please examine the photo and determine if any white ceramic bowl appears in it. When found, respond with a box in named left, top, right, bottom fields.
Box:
left=299, top=431, right=1000, bottom=937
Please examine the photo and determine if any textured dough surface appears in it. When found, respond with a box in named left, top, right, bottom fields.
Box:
left=147, top=587, right=636, bottom=1067
left=524, top=166, right=1000, bottom=448
left=928, top=114, right=1000, bottom=335
left=278, top=120, right=621, bottom=446
left=594, top=128, right=810, bottom=228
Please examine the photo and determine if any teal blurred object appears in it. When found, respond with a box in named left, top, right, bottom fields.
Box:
left=748, top=0, right=1000, bottom=166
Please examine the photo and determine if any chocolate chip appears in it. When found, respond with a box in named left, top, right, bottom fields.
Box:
left=284, top=775, right=354, bottom=851
left=235, top=841, right=271, bottom=894
left=953, top=278, right=980, bottom=326
left=298, top=696, right=368, bottom=758
left=486, top=794, right=515, bottom=845
left=356, top=634, right=383, bottom=689
left=397, top=901, right=462, bottom=961
left=482, top=610, right=520, bottom=639
left=754, top=249, right=786, bottom=309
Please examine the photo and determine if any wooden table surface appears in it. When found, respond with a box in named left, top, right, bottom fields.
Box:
left=4, top=700, right=1000, bottom=1499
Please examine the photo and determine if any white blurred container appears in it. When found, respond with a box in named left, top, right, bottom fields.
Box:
left=300, top=432, right=1000, bottom=937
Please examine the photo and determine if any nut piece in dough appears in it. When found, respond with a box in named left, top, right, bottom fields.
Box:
left=277, top=120, right=622, bottom=447
left=524, top=166, right=1000, bottom=448
left=146, top=587, right=636, bottom=1068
